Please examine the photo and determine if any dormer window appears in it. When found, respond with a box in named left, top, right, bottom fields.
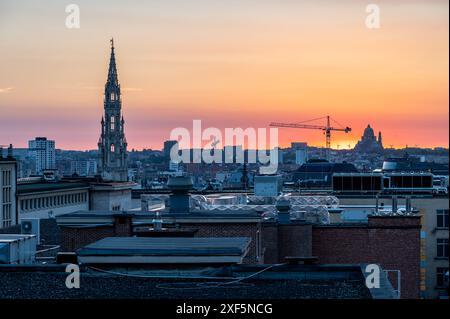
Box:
left=110, top=92, right=116, bottom=101
left=111, top=116, right=115, bottom=130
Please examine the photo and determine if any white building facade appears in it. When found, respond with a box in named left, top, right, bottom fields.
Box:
left=28, top=137, right=56, bottom=175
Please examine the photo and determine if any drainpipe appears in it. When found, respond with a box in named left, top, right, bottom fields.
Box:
left=392, top=196, right=398, bottom=214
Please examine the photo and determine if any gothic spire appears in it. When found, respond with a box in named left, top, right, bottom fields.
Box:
left=106, top=38, right=119, bottom=87
left=98, top=39, right=128, bottom=182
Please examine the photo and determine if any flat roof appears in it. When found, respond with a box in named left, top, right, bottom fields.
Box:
left=77, top=237, right=251, bottom=264
left=0, top=263, right=373, bottom=299
left=17, top=182, right=90, bottom=195
left=57, top=209, right=262, bottom=220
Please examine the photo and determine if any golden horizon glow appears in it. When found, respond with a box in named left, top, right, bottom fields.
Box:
left=0, top=0, right=448, bottom=151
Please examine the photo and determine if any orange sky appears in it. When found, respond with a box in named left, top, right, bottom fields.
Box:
left=0, top=0, right=448, bottom=150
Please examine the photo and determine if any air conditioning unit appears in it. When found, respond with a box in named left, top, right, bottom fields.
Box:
left=21, top=218, right=40, bottom=243
left=0, top=234, right=37, bottom=264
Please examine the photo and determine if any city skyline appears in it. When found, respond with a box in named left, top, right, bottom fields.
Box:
left=0, top=0, right=448, bottom=150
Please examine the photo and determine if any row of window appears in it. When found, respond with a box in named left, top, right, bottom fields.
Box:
left=437, top=209, right=449, bottom=228
left=2, top=187, right=12, bottom=203
left=2, top=203, right=12, bottom=228
left=1, top=169, right=13, bottom=228
left=1, top=169, right=12, bottom=186
left=20, top=192, right=88, bottom=212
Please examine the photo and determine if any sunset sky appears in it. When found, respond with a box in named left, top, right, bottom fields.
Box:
left=0, top=0, right=448, bottom=151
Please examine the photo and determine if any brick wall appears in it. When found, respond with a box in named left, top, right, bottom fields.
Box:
left=113, top=215, right=133, bottom=236
left=312, top=217, right=421, bottom=299
left=60, top=226, right=115, bottom=251
left=57, top=214, right=420, bottom=298
left=181, top=222, right=261, bottom=264
left=262, top=223, right=312, bottom=264
left=59, top=218, right=260, bottom=264
left=261, top=224, right=278, bottom=263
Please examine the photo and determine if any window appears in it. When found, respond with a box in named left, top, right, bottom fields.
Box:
left=2, top=203, right=11, bottom=228
left=437, top=238, right=449, bottom=258
left=112, top=205, right=121, bottom=211
left=110, top=144, right=115, bottom=153
left=437, top=267, right=449, bottom=287
left=111, top=116, right=115, bottom=131
left=437, top=209, right=449, bottom=228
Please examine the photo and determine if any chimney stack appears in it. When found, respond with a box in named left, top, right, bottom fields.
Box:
left=276, top=198, right=291, bottom=224
left=167, top=175, right=193, bottom=214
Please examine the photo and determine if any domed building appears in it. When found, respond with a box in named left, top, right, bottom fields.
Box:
left=354, top=124, right=383, bottom=153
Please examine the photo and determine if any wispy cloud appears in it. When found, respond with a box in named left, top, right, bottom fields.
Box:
left=0, top=87, right=14, bottom=93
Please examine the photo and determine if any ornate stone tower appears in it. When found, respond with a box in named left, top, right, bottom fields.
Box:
left=98, top=39, right=128, bottom=182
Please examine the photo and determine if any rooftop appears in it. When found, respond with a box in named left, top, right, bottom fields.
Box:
left=17, top=181, right=90, bottom=195
left=77, top=237, right=251, bottom=264
left=0, top=264, right=374, bottom=299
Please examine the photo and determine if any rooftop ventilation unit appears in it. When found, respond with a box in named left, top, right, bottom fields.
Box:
left=21, top=218, right=40, bottom=243
left=0, top=234, right=37, bottom=264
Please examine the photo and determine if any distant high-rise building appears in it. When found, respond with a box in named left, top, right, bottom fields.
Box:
left=164, top=140, right=178, bottom=158
left=28, top=137, right=55, bottom=175
left=292, top=142, right=308, bottom=165
left=97, top=39, right=128, bottom=182
left=354, top=124, right=383, bottom=153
